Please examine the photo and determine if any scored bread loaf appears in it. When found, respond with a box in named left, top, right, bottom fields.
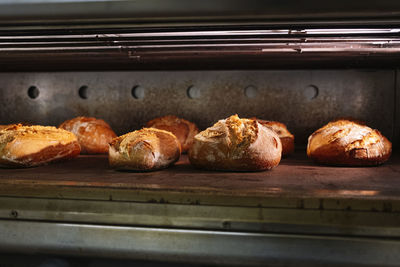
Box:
left=188, top=115, right=282, bottom=171
left=252, top=118, right=294, bottom=156
left=146, top=115, right=199, bottom=153
left=59, top=116, right=117, bottom=154
left=307, top=119, right=391, bottom=166
left=0, top=124, right=81, bottom=167
left=109, top=128, right=181, bottom=171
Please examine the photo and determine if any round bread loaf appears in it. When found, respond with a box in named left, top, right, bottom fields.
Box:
left=307, top=119, right=392, bottom=166
left=188, top=115, right=282, bottom=171
left=252, top=118, right=294, bottom=156
left=146, top=115, right=199, bottom=153
left=109, top=128, right=181, bottom=171
left=59, top=117, right=117, bottom=154
left=0, top=124, right=81, bottom=168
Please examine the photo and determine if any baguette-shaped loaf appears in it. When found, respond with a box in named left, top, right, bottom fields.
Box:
left=109, top=128, right=181, bottom=171
left=59, top=116, right=117, bottom=154
left=0, top=124, right=81, bottom=167
left=146, top=115, right=199, bottom=153
left=188, top=115, right=282, bottom=171
left=252, top=119, right=294, bottom=156
left=307, top=119, right=391, bottom=166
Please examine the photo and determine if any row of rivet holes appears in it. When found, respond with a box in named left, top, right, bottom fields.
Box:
left=27, top=85, right=319, bottom=100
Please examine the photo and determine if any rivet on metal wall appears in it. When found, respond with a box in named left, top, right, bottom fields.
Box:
left=304, top=85, right=319, bottom=100
left=78, top=85, right=88, bottom=99
left=187, top=85, right=201, bottom=99
left=27, top=86, right=39, bottom=99
left=131, top=85, right=145, bottom=99
left=244, top=85, right=258, bottom=98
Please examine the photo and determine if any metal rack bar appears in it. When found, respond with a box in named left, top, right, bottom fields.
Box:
left=0, top=220, right=399, bottom=266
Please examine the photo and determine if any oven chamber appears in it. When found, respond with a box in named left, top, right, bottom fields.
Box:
left=0, top=1, right=400, bottom=266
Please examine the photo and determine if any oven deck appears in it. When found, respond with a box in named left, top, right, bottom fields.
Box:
left=0, top=152, right=399, bottom=265
left=0, top=153, right=399, bottom=205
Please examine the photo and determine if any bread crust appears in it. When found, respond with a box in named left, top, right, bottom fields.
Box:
left=0, top=125, right=11, bottom=130
left=188, top=115, right=282, bottom=171
left=307, top=119, right=392, bottom=166
left=109, top=128, right=181, bottom=171
left=0, top=124, right=80, bottom=168
left=59, top=117, right=117, bottom=154
left=0, top=122, right=31, bottom=130
left=146, top=115, right=199, bottom=153
left=253, top=118, right=295, bottom=156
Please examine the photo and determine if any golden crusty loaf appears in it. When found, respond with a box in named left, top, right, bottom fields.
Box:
left=252, top=118, right=294, bottom=156
left=59, top=116, right=117, bottom=154
left=109, top=128, right=181, bottom=171
left=188, top=115, right=282, bottom=171
left=146, top=115, right=199, bottom=153
left=307, top=119, right=391, bottom=166
left=0, top=124, right=81, bottom=167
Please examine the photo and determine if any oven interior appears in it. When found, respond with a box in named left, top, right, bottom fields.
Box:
left=0, top=1, right=400, bottom=266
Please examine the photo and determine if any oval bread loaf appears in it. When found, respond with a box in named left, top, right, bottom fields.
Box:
left=0, top=124, right=81, bottom=167
left=252, top=119, right=294, bottom=156
left=146, top=115, right=199, bottom=153
left=307, top=119, right=391, bottom=166
left=189, top=115, right=282, bottom=171
left=109, top=128, right=181, bottom=171
left=59, top=116, right=117, bottom=154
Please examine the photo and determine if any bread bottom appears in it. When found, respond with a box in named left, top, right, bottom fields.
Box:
left=310, top=146, right=391, bottom=166
left=0, top=142, right=80, bottom=168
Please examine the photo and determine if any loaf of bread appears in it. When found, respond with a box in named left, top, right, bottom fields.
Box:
left=307, top=119, right=391, bottom=166
left=109, top=128, right=181, bottom=171
left=0, top=124, right=81, bottom=167
left=146, top=115, right=199, bottom=153
left=188, top=115, right=282, bottom=171
left=252, top=118, right=294, bottom=156
left=59, top=117, right=117, bottom=154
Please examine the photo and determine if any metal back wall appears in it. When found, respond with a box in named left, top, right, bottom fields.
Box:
left=0, top=70, right=395, bottom=145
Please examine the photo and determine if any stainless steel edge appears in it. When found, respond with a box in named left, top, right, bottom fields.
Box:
left=0, top=196, right=399, bottom=238
left=0, top=219, right=399, bottom=266
left=1, top=28, right=400, bottom=70
left=2, top=19, right=400, bottom=31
